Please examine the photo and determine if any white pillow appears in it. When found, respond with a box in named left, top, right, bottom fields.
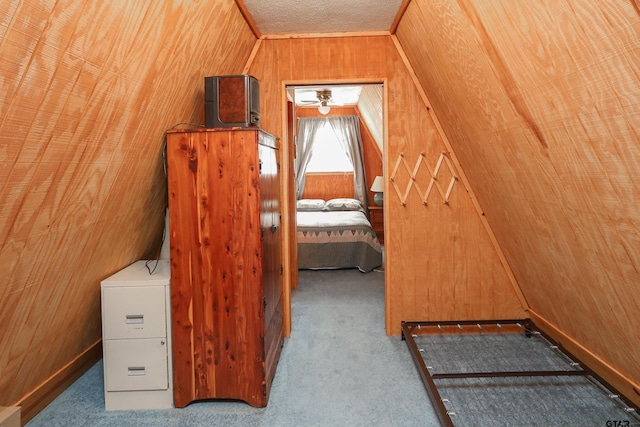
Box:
left=296, top=199, right=326, bottom=211
left=324, top=198, right=362, bottom=211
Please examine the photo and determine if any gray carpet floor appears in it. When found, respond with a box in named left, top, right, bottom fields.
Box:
left=27, top=268, right=438, bottom=427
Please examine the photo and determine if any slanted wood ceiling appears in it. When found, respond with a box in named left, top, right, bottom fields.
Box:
left=397, top=0, right=640, bottom=402
left=0, top=0, right=255, bottom=412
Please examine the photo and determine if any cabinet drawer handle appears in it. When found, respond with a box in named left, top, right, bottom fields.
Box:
left=125, top=314, right=144, bottom=324
left=127, top=366, right=146, bottom=376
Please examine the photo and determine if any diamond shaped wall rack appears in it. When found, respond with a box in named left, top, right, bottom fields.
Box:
left=390, top=151, right=458, bottom=206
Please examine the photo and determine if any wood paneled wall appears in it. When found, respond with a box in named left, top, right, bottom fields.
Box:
left=397, top=0, right=640, bottom=404
left=302, top=173, right=354, bottom=201
left=0, top=0, right=256, bottom=417
left=248, top=35, right=526, bottom=336
left=358, top=107, right=384, bottom=203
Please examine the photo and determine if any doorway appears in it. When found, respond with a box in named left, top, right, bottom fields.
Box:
left=282, top=81, right=386, bottom=335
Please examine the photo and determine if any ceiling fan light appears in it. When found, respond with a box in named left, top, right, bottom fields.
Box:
left=318, top=103, right=330, bottom=115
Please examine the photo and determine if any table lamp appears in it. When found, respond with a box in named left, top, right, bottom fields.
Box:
left=370, top=176, right=384, bottom=206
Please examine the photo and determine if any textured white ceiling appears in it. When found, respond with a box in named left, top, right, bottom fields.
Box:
left=242, top=0, right=404, bottom=35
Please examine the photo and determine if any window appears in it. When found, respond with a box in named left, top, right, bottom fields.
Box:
left=305, top=122, right=353, bottom=173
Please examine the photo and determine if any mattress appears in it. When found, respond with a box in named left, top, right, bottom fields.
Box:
left=296, top=209, right=383, bottom=273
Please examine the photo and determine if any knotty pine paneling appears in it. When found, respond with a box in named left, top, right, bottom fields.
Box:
left=248, top=36, right=525, bottom=336
left=0, top=0, right=256, bottom=414
left=397, top=0, right=640, bottom=403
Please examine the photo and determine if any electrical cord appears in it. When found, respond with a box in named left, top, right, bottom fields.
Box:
left=144, top=221, right=166, bottom=275
left=145, top=258, right=160, bottom=275
left=147, top=122, right=204, bottom=275
left=168, top=122, right=204, bottom=129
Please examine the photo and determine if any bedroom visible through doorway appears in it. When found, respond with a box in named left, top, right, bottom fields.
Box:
left=285, top=80, right=387, bottom=330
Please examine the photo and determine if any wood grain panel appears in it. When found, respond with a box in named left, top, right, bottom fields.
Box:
left=358, top=108, right=384, bottom=202
left=16, top=340, right=102, bottom=423
left=248, top=35, right=525, bottom=337
left=302, top=173, right=355, bottom=200
left=397, top=0, right=640, bottom=404
left=0, top=0, right=256, bottom=415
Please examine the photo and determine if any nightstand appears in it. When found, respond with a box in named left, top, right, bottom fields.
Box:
left=368, top=206, right=384, bottom=244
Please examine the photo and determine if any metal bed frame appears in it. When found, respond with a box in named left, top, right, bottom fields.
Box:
left=401, top=318, right=640, bottom=427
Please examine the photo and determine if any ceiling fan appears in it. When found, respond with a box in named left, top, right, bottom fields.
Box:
left=298, top=88, right=342, bottom=114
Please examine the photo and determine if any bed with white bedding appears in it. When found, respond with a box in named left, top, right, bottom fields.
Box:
left=296, top=198, right=383, bottom=273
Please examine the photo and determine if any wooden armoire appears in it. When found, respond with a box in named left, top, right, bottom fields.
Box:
left=166, top=128, right=284, bottom=408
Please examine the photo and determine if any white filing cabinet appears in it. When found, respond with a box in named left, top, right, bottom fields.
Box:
left=101, top=260, right=173, bottom=410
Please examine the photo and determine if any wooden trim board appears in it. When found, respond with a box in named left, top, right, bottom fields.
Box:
left=529, top=311, right=640, bottom=408
left=390, top=33, right=530, bottom=312
left=16, top=341, right=102, bottom=424
left=234, top=0, right=261, bottom=38
left=390, top=0, right=412, bottom=34
left=262, top=31, right=390, bottom=40
left=242, top=38, right=263, bottom=74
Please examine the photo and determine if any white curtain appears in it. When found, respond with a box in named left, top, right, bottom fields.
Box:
left=294, top=118, right=325, bottom=199
left=327, top=116, right=369, bottom=212
left=295, top=116, right=369, bottom=212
